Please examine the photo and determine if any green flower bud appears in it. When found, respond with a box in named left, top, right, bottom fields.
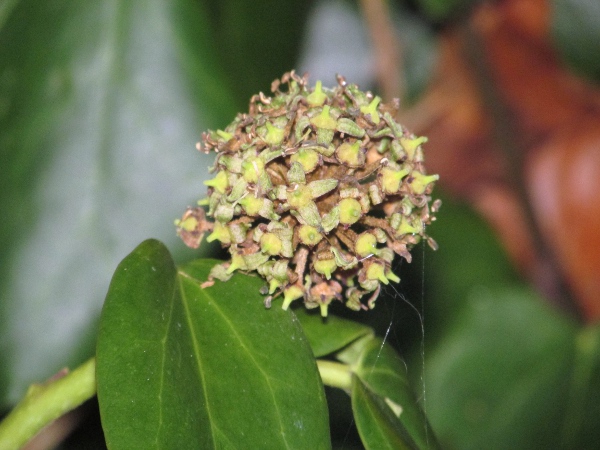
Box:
left=175, top=216, right=198, bottom=232
left=400, top=136, right=428, bottom=161
left=209, top=263, right=234, bottom=282
left=291, top=148, right=320, bottom=173
left=314, top=257, right=337, bottom=280
left=263, top=122, right=286, bottom=146
left=366, top=262, right=389, bottom=284
left=316, top=128, right=334, bottom=145
left=206, top=221, right=231, bottom=244
left=214, top=203, right=235, bottom=223
left=282, top=284, right=304, bottom=310
left=306, top=80, right=328, bottom=107
left=242, top=157, right=265, bottom=183
left=228, top=222, right=248, bottom=244
left=383, top=112, right=404, bottom=138
left=239, top=196, right=278, bottom=220
left=310, top=105, right=337, bottom=130
left=336, top=141, right=364, bottom=167
left=386, top=271, right=400, bottom=283
left=395, top=215, right=423, bottom=236
left=409, top=171, right=439, bottom=195
left=390, top=140, right=407, bottom=161
left=226, top=253, right=248, bottom=274
left=287, top=185, right=313, bottom=209
left=261, top=232, right=283, bottom=256
left=355, top=232, right=378, bottom=257
left=380, top=167, right=409, bottom=195
left=360, top=96, right=381, bottom=124
left=203, top=171, right=229, bottom=194
left=339, top=198, right=362, bottom=225
left=298, top=225, right=323, bottom=246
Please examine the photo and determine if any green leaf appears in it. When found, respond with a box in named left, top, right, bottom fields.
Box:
left=414, top=0, right=477, bottom=21
left=561, top=323, right=600, bottom=449
left=347, top=338, right=439, bottom=450
left=0, top=0, right=237, bottom=407
left=294, top=308, right=374, bottom=357
left=424, top=287, right=578, bottom=449
left=205, top=0, right=312, bottom=109
left=351, top=375, right=419, bottom=450
left=551, top=0, right=600, bottom=81
left=96, top=240, right=330, bottom=449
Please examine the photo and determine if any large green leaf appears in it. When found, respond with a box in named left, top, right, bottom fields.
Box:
left=204, top=0, right=313, bottom=110
left=96, top=240, right=330, bottom=449
left=351, top=376, right=418, bottom=450
left=424, top=287, right=579, bottom=449
left=336, top=337, right=438, bottom=450
left=0, top=0, right=237, bottom=407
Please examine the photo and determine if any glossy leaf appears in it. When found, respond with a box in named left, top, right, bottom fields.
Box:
left=339, top=337, right=438, bottom=450
left=0, top=0, right=236, bottom=407
left=97, top=240, right=330, bottom=449
left=351, top=375, right=418, bottom=450
left=424, top=287, right=579, bottom=449
left=294, top=308, right=374, bottom=358
left=207, top=0, right=313, bottom=110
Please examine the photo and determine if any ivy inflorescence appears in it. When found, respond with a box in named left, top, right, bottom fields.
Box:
left=176, top=71, right=440, bottom=316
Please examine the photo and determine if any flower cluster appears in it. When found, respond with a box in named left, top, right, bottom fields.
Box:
left=176, top=72, right=439, bottom=316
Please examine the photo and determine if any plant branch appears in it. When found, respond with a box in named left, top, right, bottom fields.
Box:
left=316, top=359, right=353, bottom=391
left=359, top=0, right=403, bottom=101
left=0, top=358, right=96, bottom=450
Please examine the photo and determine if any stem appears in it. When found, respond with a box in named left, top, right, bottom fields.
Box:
left=0, top=357, right=96, bottom=450
left=317, top=360, right=353, bottom=391
left=359, top=0, right=403, bottom=101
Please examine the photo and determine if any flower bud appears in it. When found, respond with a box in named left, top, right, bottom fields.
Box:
left=306, top=80, right=328, bottom=107
left=360, top=96, right=381, bottom=124
left=336, top=141, right=364, bottom=167
left=339, top=198, right=362, bottom=225
left=298, top=225, right=323, bottom=246
left=204, top=171, right=229, bottom=194
left=206, top=221, right=231, bottom=244
left=261, top=232, right=283, bottom=256
left=355, top=232, right=378, bottom=257
left=314, top=256, right=337, bottom=280
left=291, top=148, right=320, bottom=173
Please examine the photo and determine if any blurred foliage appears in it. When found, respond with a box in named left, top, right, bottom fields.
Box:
left=1, top=0, right=600, bottom=448
left=551, top=0, right=600, bottom=81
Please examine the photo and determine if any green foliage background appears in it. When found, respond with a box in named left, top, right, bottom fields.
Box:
left=1, top=0, right=600, bottom=448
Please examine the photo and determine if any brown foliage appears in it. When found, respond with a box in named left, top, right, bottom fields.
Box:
left=403, top=0, right=600, bottom=320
